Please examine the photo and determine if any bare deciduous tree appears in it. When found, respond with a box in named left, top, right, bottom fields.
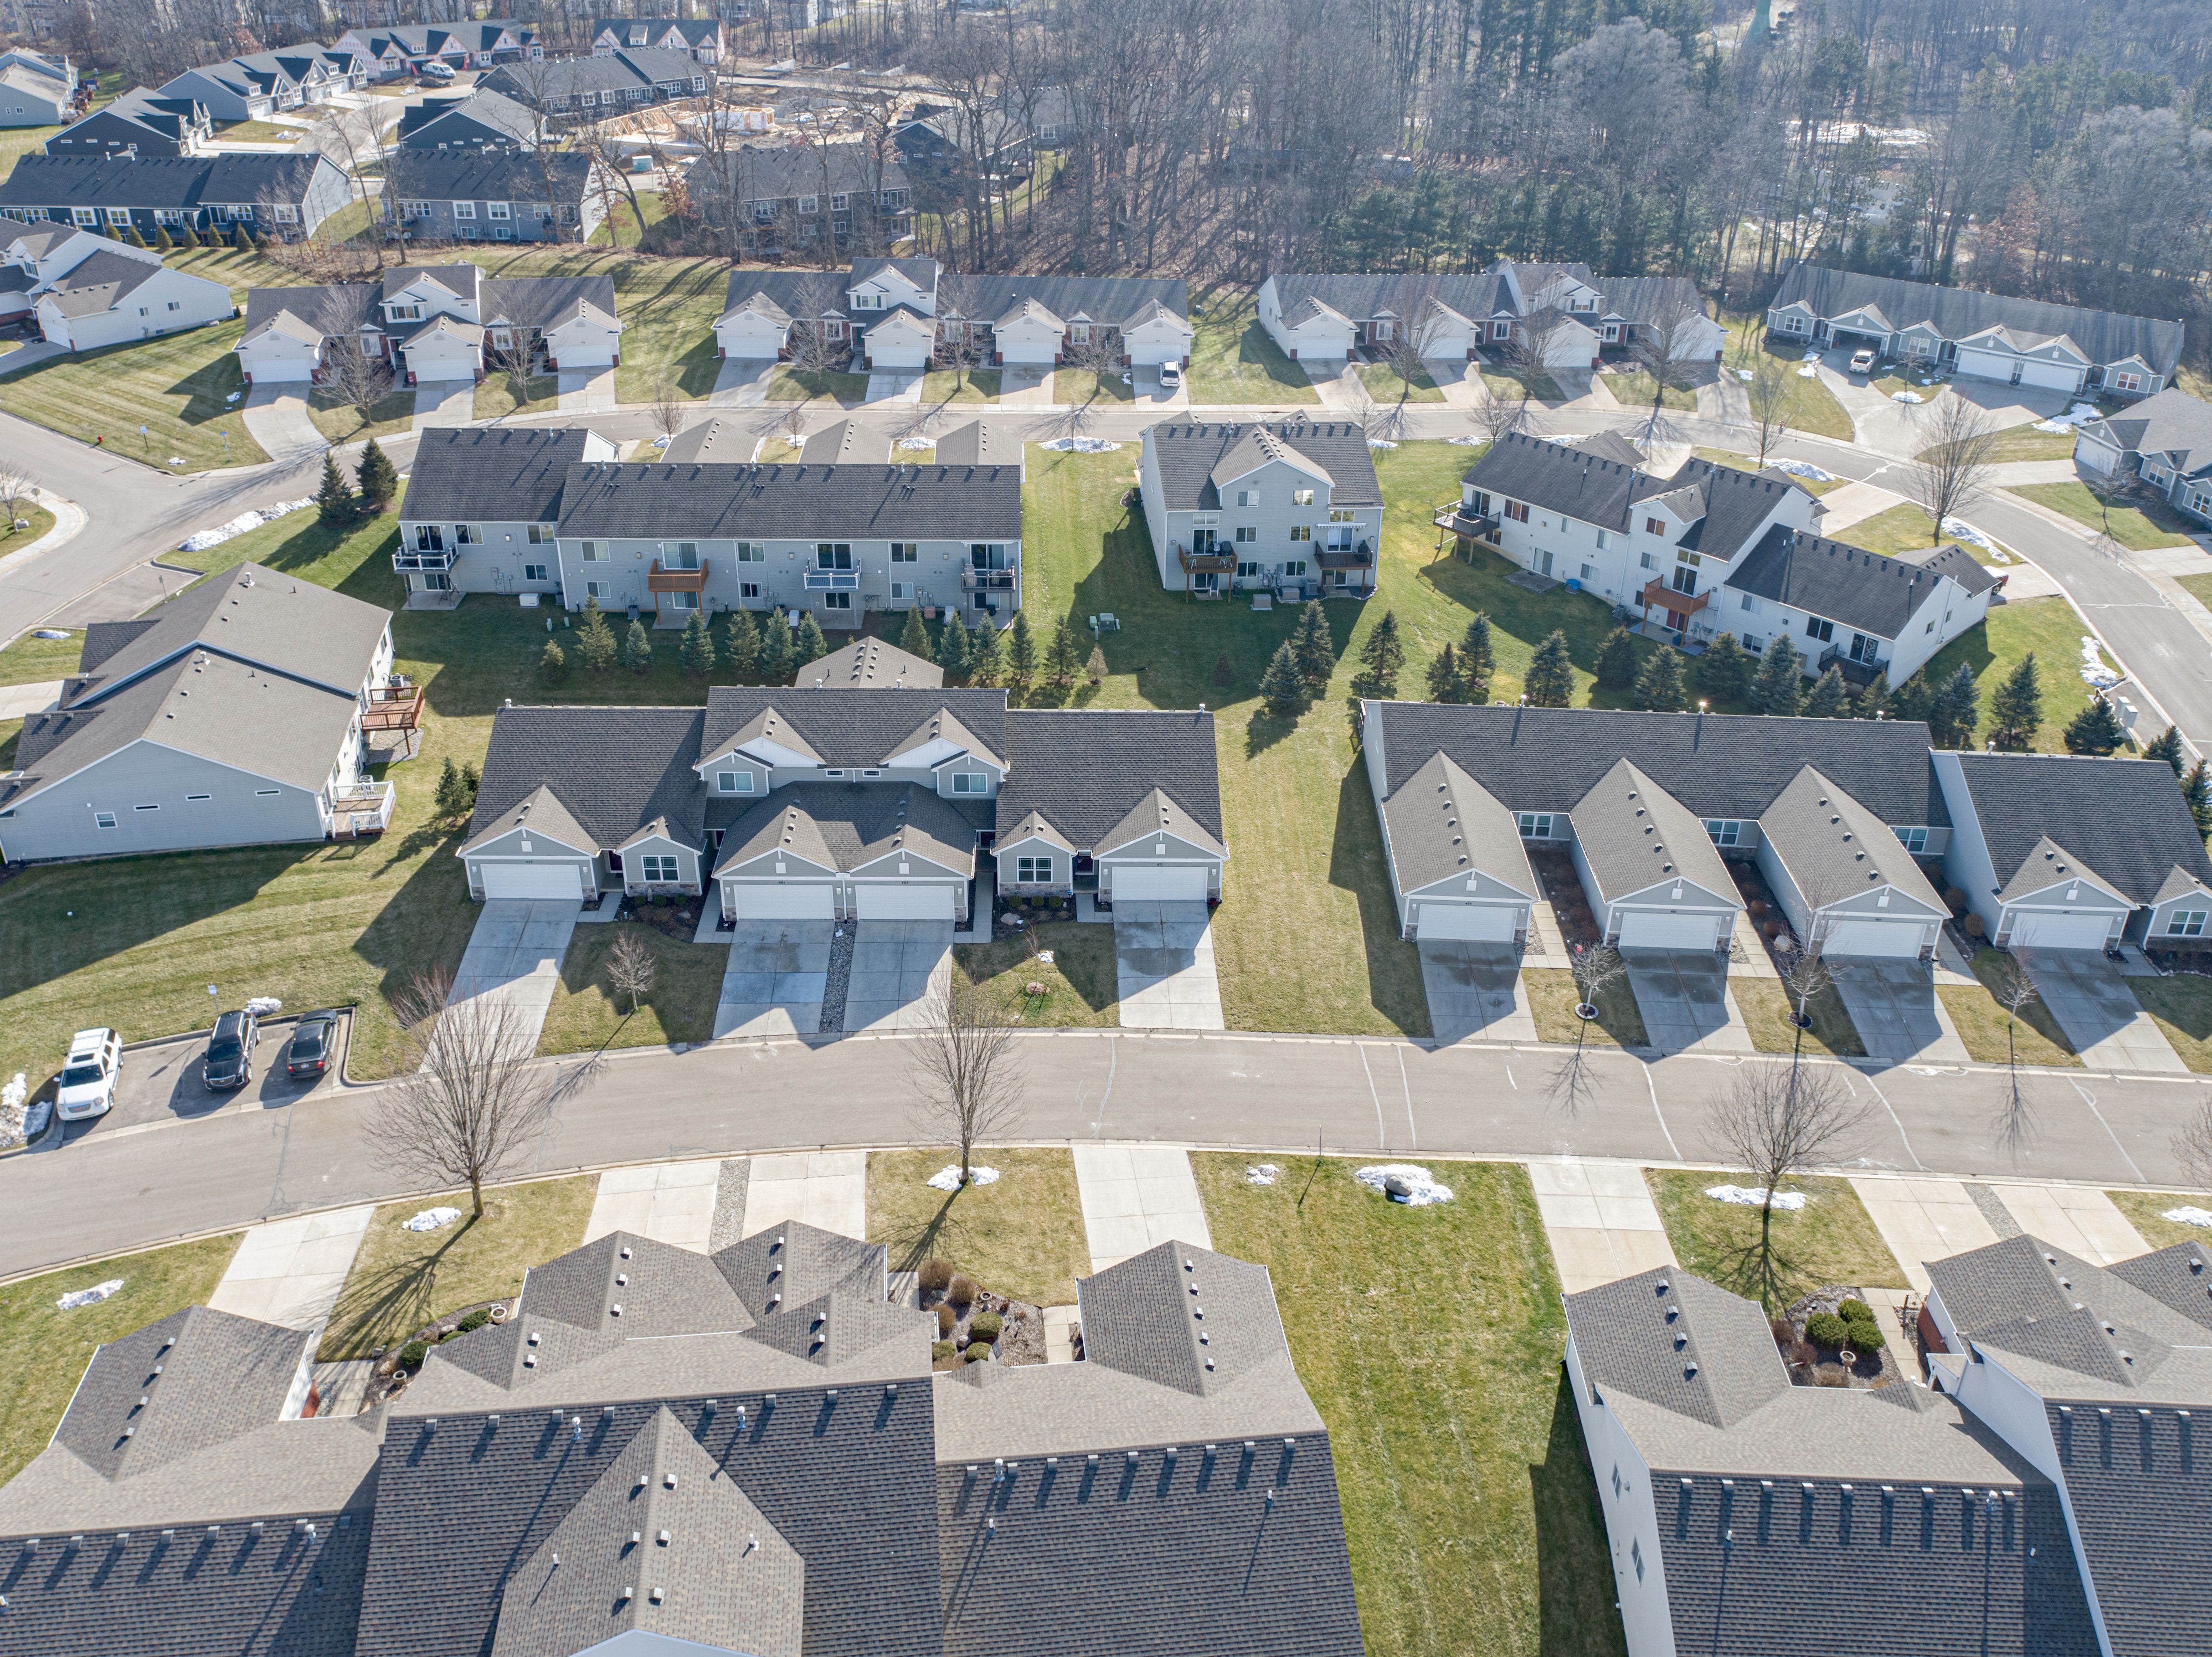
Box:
left=1547, top=943, right=1626, bottom=1116
left=365, top=969, right=556, bottom=1220
left=910, top=973, right=1025, bottom=1188
left=1746, top=353, right=1794, bottom=467
left=783, top=274, right=849, bottom=387
left=606, top=930, right=658, bottom=1015
left=646, top=373, right=687, bottom=445
left=1907, top=396, right=2003, bottom=543
left=315, top=291, right=394, bottom=434
left=1709, top=1060, right=1873, bottom=1309
left=1631, top=288, right=1711, bottom=447
left=2174, top=1098, right=2212, bottom=1191
left=0, top=466, right=38, bottom=531
left=1468, top=373, right=1530, bottom=444
left=1987, top=954, right=2043, bottom=1160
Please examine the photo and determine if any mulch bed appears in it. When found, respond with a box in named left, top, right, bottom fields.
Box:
left=925, top=1277, right=1046, bottom=1371
left=622, top=897, right=702, bottom=940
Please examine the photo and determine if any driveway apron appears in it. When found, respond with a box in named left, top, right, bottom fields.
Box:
left=2020, top=947, right=2188, bottom=1072
left=1829, top=958, right=1972, bottom=1067
left=1621, top=948, right=1752, bottom=1053
left=412, top=379, right=475, bottom=430
left=557, top=366, right=617, bottom=412
left=448, top=898, right=577, bottom=1049
left=1113, top=900, right=1224, bottom=1029
left=1071, top=1143, right=1211, bottom=1270
left=1418, top=940, right=1537, bottom=1043
left=714, top=920, right=832, bottom=1039
left=709, top=357, right=774, bottom=408
left=844, top=920, right=952, bottom=1032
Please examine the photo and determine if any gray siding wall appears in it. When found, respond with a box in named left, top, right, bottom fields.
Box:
left=561, top=535, right=1020, bottom=624
left=0, top=85, right=68, bottom=126
left=0, top=743, right=327, bottom=863
left=299, top=160, right=352, bottom=234
left=1931, top=752, right=2004, bottom=937
left=398, top=517, right=562, bottom=595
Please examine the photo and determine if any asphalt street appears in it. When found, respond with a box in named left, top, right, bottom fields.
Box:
left=2, top=1029, right=2202, bottom=1280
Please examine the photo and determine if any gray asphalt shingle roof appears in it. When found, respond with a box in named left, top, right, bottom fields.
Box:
left=712, top=780, right=983, bottom=876
left=399, top=427, right=604, bottom=526
left=1573, top=758, right=1739, bottom=905
left=1728, top=525, right=1998, bottom=640
left=702, top=686, right=1008, bottom=772
left=464, top=705, right=710, bottom=852
left=1464, top=432, right=1808, bottom=557
left=801, top=636, right=942, bottom=689
left=0, top=152, right=331, bottom=211
left=554, top=459, right=1022, bottom=542
left=1759, top=765, right=1945, bottom=910
left=396, top=87, right=540, bottom=148
left=2078, top=386, right=2212, bottom=478
left=37, top=247, right=163, bottom=316
left=998, top=708, right=1222, bottom=852
left=382, top=148, right=595, bottom=205
left=1378, top=749, right=1535, bottom=898
left=936, top=270, right=1189, bottom=331
left=1949, top=751, right=2212, bottom=906
left=1146, top=421, right=1380, bottom=511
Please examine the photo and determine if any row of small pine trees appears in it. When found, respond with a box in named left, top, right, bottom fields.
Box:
left=316, top=440, right=400, bottom=526
left=104, top=221, right=264, bottom=254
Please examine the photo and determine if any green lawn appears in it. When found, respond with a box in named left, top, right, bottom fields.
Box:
left=0, top=628, right=80, bottom=686
left=213, top=119, right=301, bottom=143
left=0, top=125, right=61, bottom=190
left=1524, top=967, right=1647, bottom=1046
left=1055, top=367, right=1135, bottom=404
left=1732, top=976, right=1866, bottom=1057
left=2179, top=573, right=2212, bottom=612
left=1981, top=423, right=2081, bottom=463
left=1195, top=1153, right=1625, bottom=1657
left=0, top=1234, right=240, bottom=1487
left=2008, top=480, right=2196, bottom=549
left=953, top=918, right=1118, bottom=1026
left=1478, top=363, right=1565, bottom=404
left=1184, top=286, right=1317, bottom=405
left=0, top=317, right=267, bottom=472
left=764, top=365, right=868, bottom=404
left=1719, top=311, right=1855, bottom=439
left=1937, top=947, right=2080, bottom=1066
left=0, top=503, right=55, bottom=548
left=586, top=189, right=670, bottom=247
left=867, top=1148, right=1089, bottom=1308
left=1916, top=594, right=2109, bottom=755
left=536, top=919, right=728, bottom=1055
left=1353, top=360, right=1446, bottom=404
left=317, top=1174, right=597, bottom=1361
left=309, top=384, right=416, bottom=444
left=1604, top=370, right=1696, bottom=412
left=2127, top=977, right=2212, bottom=1074
left=1831, top=500, right=1954, bottom=556
left=476, top=372, right=560, bottom=422
left=922, top=367, right=1000, bottom=404
left=1693, top=448, right=1851, bottom=495
left=1646, top=1169, right=1904, bottom=1311
left=2104, top=1188, right=2212, bottom=1250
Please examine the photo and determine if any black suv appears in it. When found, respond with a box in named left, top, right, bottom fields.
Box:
left=203, top=1009, right=260, bottom=1091
left=286, top=1011, right=339, bottom=1080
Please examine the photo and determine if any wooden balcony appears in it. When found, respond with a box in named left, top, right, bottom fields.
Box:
left=1317, top=545, right=1374, bottom=570
left=1639, top=577, right=1709, bottom=617
left=648, top=559, right=709, bottom=593
left=360, top=680, right=422, bottom=733
left=1434, top=505, right=1501, bottom=543
left=1176, top=544, right=1236, bottom=574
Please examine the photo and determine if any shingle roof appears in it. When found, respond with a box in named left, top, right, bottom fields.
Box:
left=1948, top=751, right=2212, bottom=906
left=36, top=247, right=164, bottom=317
left=712, top=781, right=983, bottom=876
left=554, top=459, right=1022, bottom=544
left=722, top=145, right=911, bottom=203
left=2078, top=386, right=2212, bottom=478
left=1465, top=432, right=1808, bottom=555
left=1363, top=701, right=1951, bottom=829
left=1572, top=757, right=1739, bottom=906
left=1728, top=525, right=1998, bottom=640
left=1145, top=421, right=1379, bottom=512
left=1771, top=262, right=2185, bottom=377
left=1377, top=748, right=1536, bottom=897
left=396, top=87, right=540, bottom=148
left=481, top=45, right=701, bottom=100
left=1271, top=270, right=1508, bottom=326
left=938, top=271, right=1190, bottom=333
left=930, top=419, right=1015, bottom=469
left=0, top=152, right=334, bottom=211
left=463, top=705, right=710, bottom=852
left=399, top=426, right=607, bottom=526
left=997, top=708, right=1222, bottom=853
left=702, top=686, right=1008, bottom=772
left=1759, top=765, right=1947, bottom=911
left=799, top=416, right=889, bottom=466
left=382, top=147, right=595, bottom=204
left=658, top=415, right=757, bottom=464
left=2104, top=1239, right=2212, bottom=1332
left=801, top=636, right=942, bottom=690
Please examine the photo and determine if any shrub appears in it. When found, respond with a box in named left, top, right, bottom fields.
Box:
left=947, top=1274, right=978, bottom=1305
left=1844, top=1320, right=1884, bottom=1357
left=1964, top=913, right=1985, bottom=937
left=1942, top=887, right=1967, bottom=912
left=917, top=1258, right=953, bottom=1292
left=457, top=1308, right=491, bottom=1333
left=963, top=1343, right=992, bottom=1362
left=1837, top=1299, right=1874, bottom=1323
left=1769, top=1317, right=1797, bottom=1348
left=931, top=1339, right=955, bottom=1362
left=936, top=1303, right=957, bottom=1337
left=540, top=638, right=567, bottom=681
left=968, top=1311, right=1003, bottom=1343
left=1813, top=1364, right=1850, bottom=1387
left=1805, top=1312, right=1850, bottom=1349
left=398, top=1340, right=429, bottom=1369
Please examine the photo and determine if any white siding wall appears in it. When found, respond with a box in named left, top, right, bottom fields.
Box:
left=1564, top=1327, right=1678, bottom=1657
left=559, top=535, right=1014, bottom=623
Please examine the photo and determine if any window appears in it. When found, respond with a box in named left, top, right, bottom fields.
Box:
left=1516, top=813, right=1554, bottom=839
left=1743, top=634, right=1765, bottom=653
left=1329, top=508, right=1357, bottom=524
left=891, top=543, right=918, bottom=563
left=2114, top=371, right=2142, bottom=393
left=2170, top=911, right=2208, bottom=937
left=387, top=302, right=422, bottom=320
left=1234, top=526, right=1257, bottom=543
left=824, top=591, right=853, bottom=611
left=815, top=543, right=852, bottom=570
left=1804, top=616, right=1834, bottom=643
left=1670, top=566, right=1698, bottom=597
left=852, top=291, right=880, bottom=309
left=581, top=541, right=606, bottom=561
left=586, top=580, right=610, bottom=599
left=1288, top=524, right=1311, bottom=542
left=274, top=204, right=298, bottom=223
left=640, top=853, right=679, bottom=883
left=452, top=201, right=476, bottom=219
left=94, top=811, right=117, bottom=828
left=1492, top=320, right=1510, bottom=340
left=1191, top=512, right=1220, bottom=528
left=832, top=192, right=850, bottom=212
left=1236, top=489, right=1258, bottom=508
left=455, top=524, right=477, bottom=545
left=107, top=207, right=130, bottom=226
left=1503, top=499, right=1530, bottom=523
left=1739, top=592, right=1759, bottom=613
left=1014, top=855, right=1051, bottom=883
left=489, top=201, right=510, bottom=220
left=1291, top=489, right=1315, bottom=506
left=890, top=582, right=910, bottom=602
left=1595, top=529, right=1612, bottom=550
left=413, top=525, right=443, bottom=552
left=1704, top=820, right=1742, bottom=847
left=797, top=194, right=818, bottom=214
left=1639, top=551, right=1659, bottom=572
left=1893, top=826, right=1929, bottom=854
left=1632, top=1539, right=1645, bottom=1583
left=166, top=300, right=180, bottom=312
left=1644, top=516, right=1665, bottom=535
left=524, top=564, right=548, bottom=582
left=740, top=581, right=761, bottom=600
left=669, top=541, right=700, bottom=571
left=951, top=772, right=986, bottom=795
left=1281, top=559, right=1307, bottom=577
left=155, top=209, right=183, bottom=226
left=1236, top=560, right=1263, bottom=579
left=72, top=207, right=98, bottom=226
left=528, top=525, right=553, bottom=544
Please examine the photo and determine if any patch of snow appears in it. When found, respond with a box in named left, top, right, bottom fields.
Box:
left=402, top=1206, right=462, bottom=1232
left=2162, top=1205, right=2212, bottom=1229
left=1246, top=1163, right=1281, bottom=1186
left=1367, top=437, right=1399, bottom=448
left=57, top=1279, right=124, bottom=1310
left=32, top=628, right=69, bottom=639
left=1939, top=517, right=1994, bottom=551
left=1802, top=350, right=1822, bottom=362
left=1447, top=434, right=1487, bottom=446
left=1355, top=1163, right=1455, bottom=1205
left=1797, top=363, right=1821, bottom=379
left=244, top=995, right=283, bottom=1017
left=180, top=495, right=313, bottom=553
left=1706, top=1184, right=1807, bottom=1210
left=898, top=436, right=934, bottom=450
left=2079, top=635, right=2120, bottom=690
left=926, top=1164, right=1000, bottom=1192
left=1768, top=459, right=1836, bottom=483
left=1737, top=368, right=1756, bottom=382
left=2031, top=401, right=2102, bottom=434
left=1039, top=436, right=1121, bottom=453
left=1891, top=391, right=1924, bottom=404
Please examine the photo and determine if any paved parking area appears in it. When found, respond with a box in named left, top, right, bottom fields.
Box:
left=1418, top=940, right=1536, bottom=1043
left=1114, top=901, right=1224, bottom=1029
left=741, top=1150, right=867, bottom=1239
left=1071, top=1143, right=1211, bottom=1270
left=1621, top=949, right=1752, bottom=1053
left=846, top=920, right=953, bottom=1031
left=2021, top=947, right=2188, bottom=1072
left=208, top=1205, right=376, bottom=1330
left=714, top=921, right=832, bottom=1038
left=1525, top=1159, right=1675, bottom=1292
left=450, top=900, right=577, bottom=1048
left=1830, top=958, right=1972, bottom=1066
left=585, top=1158, right=724, bottom=1252
left=53, top=1016, right=347, bottom=1149
left=1849, top=1175, right=2003, bottom=1293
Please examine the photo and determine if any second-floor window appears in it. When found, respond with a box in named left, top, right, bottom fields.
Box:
left=669, top=542, right=700, bottom=570
left=891, top=543, right=917, bottom=563
left=1645, top=516, right=1666, bottom=535
left=489, top=201, right=510, bottom=220
left=453, top=201, right=475, bottom=219
left=1292, top=489, right=1315, bottom=506
left=736, top=542, right=765, bottom=562
left=951, top=772, right=986, bottom=794
left=816, top=543, right=852, bottom=570
left=1329, top=509, right=1356, bottom=523
left=1805, top=617, right=1834, bottom=642
left=413, top=525, right=443, bottom=551
left=1670, top=567, right=1697, bottom=596
left=1503, top=500, right=1530, bottom=523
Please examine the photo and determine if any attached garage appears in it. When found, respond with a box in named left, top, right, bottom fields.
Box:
left=1416, top=902, right=1518, bottom=942
left=1953, top=347, right=2015, bottom=384
left=726, top=882, right=835, bottom=921
left=2017, top=358, right=2083, bottom=392
left=1112, top=863, right=1210, bottom=902
left=475, top=859, right=590, bottom=900
left=244, top=354, right=316, bottom=384
left=855, top=884, right=957, bottom=921
left=1821, top=918, right=1930, bottom=959
left=1615, top=909, right=1729, bottom=952
left=2005, top=909, right=2118, bottom=950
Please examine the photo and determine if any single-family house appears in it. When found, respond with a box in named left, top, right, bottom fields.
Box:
left=2073, top=387, right=2212, bottom=528
left=391, top=426, right=617, bottom=600
left=1137, top=421, right=1380, bottom=600
left=238, top=262, right=621, bottom=387
left=0, top=1224, right=1358, bottom=1657
left=478, top=47, right=710, bottom=116
left=1564, top=1262, right=2101, bottom=1657
left=712, top=145, right=915, bottom=256
left=43, top=85, right=212, bottom=158
left=591, top=15, right=725, bottom=62
left=1932, top=749, right=2212, bottom=952
left=0, top=563, right=404, bottom=864
left=0, top=46, right=73, bottom=125
left=0, top=151, right=351, bottom=238
left=395, top=87, right=542, bottom=153
left=334, top=20, right=540, bottom=79
left=1451, top=432, right=2000, bottom=677
left=19, top=229, right=231, bottom=350
left=1258, top=262, right=1723, bottom=368
left=1764, top=263, right=2184, bottom=397
left=382, top=149, right=602, bottom=242
left=1359, top=702, right=1955, bottom=958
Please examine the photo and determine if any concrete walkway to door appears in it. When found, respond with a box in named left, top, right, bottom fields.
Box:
left=2020, top=947, right=2188, bottom=1072
left=1113, top=901, right=1224, bottom=1029
left=448, top=899, right=578, bottom=1049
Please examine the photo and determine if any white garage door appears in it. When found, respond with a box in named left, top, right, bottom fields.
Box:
left=556, top=343, right=617, bottom=368
left=1616, top=910, right=1728, bottom=951
left=2007, top=909, right=2116, bottom=950
left=1822, top=918, right=1924, bottom=958
left=856, top=884, right=956, bottom=921
left=2018, top=358, right=2083, bottom=392
left=247, top=357, right=315, bottom=384
left=1954, top=348, right=2013, bottom=384
left=1113, top=863, right=1209, bottom=901
left=477, top=859, right=587, bottom=900
left=727, top=882, right=835, bottom=921
left=1417, top=902, right=1517, bottom=942
left=864, top=335, right=930, bottom=370
left=408, top=352, right=476, bottom=381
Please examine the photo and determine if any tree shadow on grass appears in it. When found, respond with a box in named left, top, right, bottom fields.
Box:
left=1529, top=1369, right=1631, bottom=1657
left=1327, top=762, right=1430, bottom=1036
left=316, top=1215, right=480, bottom=1361
left=875, top=1185, right=976, bottom=1278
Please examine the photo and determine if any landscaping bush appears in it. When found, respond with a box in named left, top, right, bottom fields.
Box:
left=963, top=1343, right=992, bottom=1362
left=457, top=1308, right=491, bottom=1333
left=1844, top=1319, right=1884, bottom=1356
left=398, top=1340, right=429, bottom=1369
left=947, top=1274, right=979, bottom=1305
left=1814, top=1365, right=1850, bottom=1386
left=1804, top=1312, right=1850, bottom=1349
left=918, top=1258, right=953, bottom=1292
left=936, top=1303, right=957, bottom=1336
left=1964, top=913, right=1985, bottom=937
left=1837, top=1299, right=1874, bottom=1323
left=931, top=1339, right=954, bottom=1362
left=968, top=1311, right=1003, bottom=1344
left=1942, top=887, right=1967, bottom=912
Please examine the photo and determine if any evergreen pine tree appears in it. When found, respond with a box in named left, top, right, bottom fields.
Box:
left=314, top=452, right=354, bottom=525
left=1045, top=620, right=1081, bottom=689
left=1085, top=643, right=1107, bottom=686
left=1803, top=663, right=1850, bottom=718
left=460, top=762, right=479, bottom=812
left=1459, top=612, right=1495, bottom=703
left=539, top=638, right=566, bottom=681
left=622, top=618, right=653, bottom=675
left=1752, top=633, right=1805, bottom=716
left=2183, top=760, right=2212, bottom=839
left=176, top=221, right=199, bottom=249
left=355, top=438, right=398, bottom=511
left=576, top=597, right=617, bottom=672
left=678, top=611, right=715, bottom=677
left=1852, top=669, right=1890, bottom=720
left=1888, top=667, right=1934, bottom=725
left=721, top=608, right=760, bottom=683
left=1523, top=629, right=1576, bottom=707
left=899, top=605, right=932, bottom=659
left=2145, top=724, right=2187, bottom=775
left=1988, top=653, right=2044, bottom=749
left=757, top=609, right=793, bottom=683
left=969, top=621, right=1006, bottom=686
left=1929, top=662, right=1980, bottom=746
left=1595, top=624, right=1640, bottom=690
left=434, top=756, right=466, bottom=819
left=126, top=226, right=149, bottom=248
left=936, top=608, right=972, bottom=680
left=1260, top=639, right=1307, bottom=716
left=793, top=612, right=827, bottom=665
left=1357, top=610, right=1404, bottom=695
left=154, top=226, right=175, bottom=252
left=1696, top=633, right=1752, bottom=703
left=1425, top=642, right=1461, bottom=703
left=1633, top=646, right=1688, bottom=711
left=231, top=221, right=254, bottom=252
left=1293, top=599, right=1336, bottom=690
left=2063, top=697, right=2125, bottom=755
left=1006, top=611, right=1037, bottom=694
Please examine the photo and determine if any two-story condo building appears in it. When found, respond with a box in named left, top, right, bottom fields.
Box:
left=396, top=421, right=1023, bottom=629
left=2073, top=387, right=2212, bottom=528
left=334, top=21, right=540, bottom=79
left=382, top=149, right=603, bottom=242
left=1137, top=421, right=1381, bottom=600
left=154, top=47, right=354, bottom=123
left=1450, top=432, right=2000, bottom=682
left=0, top=221, right=231, bottom=349
left=43, top=85, right=213, bottom=158
left=0, top=151, right=351, bottom=238
left=591, top=15, right=724, bottom=62
left=0, top=46, right=75, bottom=126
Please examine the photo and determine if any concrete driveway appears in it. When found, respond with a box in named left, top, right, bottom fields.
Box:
left=240, top=385, right=326, bottom=466
left=708, top=357, right=775, bottom=408
left=1418, top=940, right=1536, bottom=1043
left=1114, top=900, right=1224, bottom=1029
left=845, top=920, right=952, bottom=1031
left=1829, top=957, right=1972, bottom=1067
left=451, top=899, right=577, bottom=1049
left=1129, top=367, right=1190, bottom=409
left=412, top=378, right=475, bottom=429
left=864, top=371, right=922, bottom=404
left=2020, top=947, right=2188, bottom=1073
left=557, top=366, right=617, bottom=412
left=714, top=920, right=832, bottom=1039
left=1620, top=948, right=1752, bottom=1054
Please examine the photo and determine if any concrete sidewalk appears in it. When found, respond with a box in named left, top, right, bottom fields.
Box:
left=207, top=1204, right=377, bottom=1330
left=1525, top=1159, right=1675, bottom=1293
left=1849, top=1175, right=2003, bottom=1293
left=0, top=678, right=61, bottom=719
left=742, top=1150, right=867, bottom=1239
left=1072, top=1143, right=1211, bottom=1270
left=1989, top=1182, right=2149, bottom=1264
